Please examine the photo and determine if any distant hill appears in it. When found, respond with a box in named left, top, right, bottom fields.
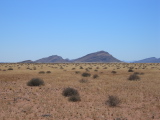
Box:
left=73, top=51, right=121, bottom=63
left=19, top=60, right=34, bottom=63
left=35, top=55, right=69, bottom=63
left=133, top=57, right=160, bottom=63
left=19, top=51, right=121, bottom=63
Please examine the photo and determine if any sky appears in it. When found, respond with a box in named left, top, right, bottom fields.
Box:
left=0, top=0, right=160, bottom=62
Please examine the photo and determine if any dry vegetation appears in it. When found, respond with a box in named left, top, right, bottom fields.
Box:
left=0, top=63, right=160, bottom=120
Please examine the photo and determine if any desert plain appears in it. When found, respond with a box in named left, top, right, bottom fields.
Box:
left=0, top=63, right=160, bottom=120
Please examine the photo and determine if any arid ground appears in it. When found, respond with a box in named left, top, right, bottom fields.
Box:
left=0, top=63, right=160, bottom=120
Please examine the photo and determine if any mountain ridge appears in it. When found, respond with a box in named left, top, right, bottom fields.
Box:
left=72, top=51, right=121, bottom=63
left=17, top=51, right=160, bottom=63
left=133, top=57, right=160, bottom=63
left=20, top=51, right=122, bottom=63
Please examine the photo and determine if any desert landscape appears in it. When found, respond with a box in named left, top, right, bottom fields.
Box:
left=0, top=63, right=160, bottom=120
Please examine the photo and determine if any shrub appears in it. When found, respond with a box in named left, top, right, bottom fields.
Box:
left=128, top=69, right=134, bottom=72
left=39, top=71, right=45, bottom=74
left=46, top=71, right=51, bottom=74
left=68, top=95, right=81, bottom=102
left=79, top=66, right=83, bottom=69
left=79, top=79, right=88, bottom=83
left=128, top=74, right=140, bottom=81
left=111, top=71, right=117, bottom=74
left=85, top=68, right=89, bottom=72
left=93, top=74, right=99, bottom=79
left=33, top=67, right=36, bottom=70
left=27, top=78, right=44, bottom=86
left=75, top=71, right=80, bottom=74
left=82, top=72, right=91, bottom=77
left=62, top=87, right=79, bottom=97
left=105, top=95, right=120, bottom=107
left=8, top=68, right=13, bottom=70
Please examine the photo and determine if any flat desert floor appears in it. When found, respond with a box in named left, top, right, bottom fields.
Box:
left=0, top=63, right=160, bottom=120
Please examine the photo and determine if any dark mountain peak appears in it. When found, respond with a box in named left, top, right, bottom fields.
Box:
left=94, top=51, right=111, bottom=56
left=73, top=51, right=121, bottom=63
left=96, top=50, right=108, bottom=53
left=35, top=55, right=68, bottom=63
left=48, top=55, right=63, bottom=59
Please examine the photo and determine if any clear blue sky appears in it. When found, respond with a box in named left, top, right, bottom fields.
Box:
left=0, top=0, right=160, bottom=62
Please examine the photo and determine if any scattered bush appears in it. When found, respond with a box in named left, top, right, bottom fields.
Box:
left=33, top=67, right=36, bottom=70
left=46, top=71, right=51, bottom=74
left=93, top=74, right=99, bottom=79
left=39, top=71, right=45, bottom=74
left=128, top=73, right=140, bottom=81
left=62, top=87, right=79, bottom=97
left=8, top=68, right=13, bottom=70
left=68, top=95, right=81, bottom=102
left=105, top=95, right=120, bottom=107
left=111, top=71, right=117, bottom=74
left=27, top=78, right=44, bottom=86
left=75, top=71, right=80, bottom=74
left=128, top=69, right=134, bottom=72
left=60, top=67, right=63, bottom=69
left=82, top=72, right=91, bottom=77
left=85, top=68, right=89, bottom=72
left=79, top=66, right=83, bottom=69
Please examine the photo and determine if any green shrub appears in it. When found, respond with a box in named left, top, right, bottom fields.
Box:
left=27, top=78, right=44, bottom=86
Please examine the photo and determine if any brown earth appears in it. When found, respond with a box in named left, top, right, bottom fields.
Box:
left=0, top=63, right=160, bottom=120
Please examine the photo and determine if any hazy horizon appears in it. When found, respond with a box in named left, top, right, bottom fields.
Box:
left=0, top=0, right=160, bottom=62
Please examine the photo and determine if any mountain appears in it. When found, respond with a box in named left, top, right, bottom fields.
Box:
left=133, top=57, right=160, bottom=63
left=19, top=60, right=34, bottom=63
left=19, top=51, right=121, bottom=63
left=35, top=55, right=69, bottom=63
left=73, top=51, right=121, bottom=63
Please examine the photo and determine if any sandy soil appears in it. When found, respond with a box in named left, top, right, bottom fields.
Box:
left=0, top=63, right=160, bottom=120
